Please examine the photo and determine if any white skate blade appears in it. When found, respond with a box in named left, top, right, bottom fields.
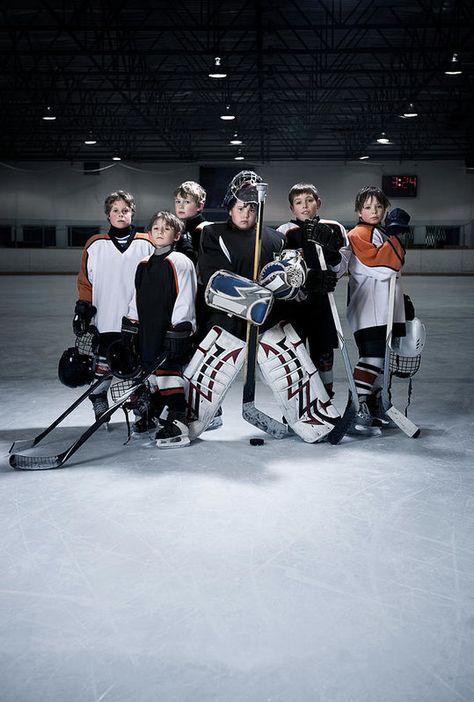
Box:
left=347, top=423, right=382, bottom=437
left=155, top=435, right=191, bottom=449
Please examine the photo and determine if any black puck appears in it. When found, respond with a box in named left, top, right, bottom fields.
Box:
left=250, top=438, right=265, bottom=446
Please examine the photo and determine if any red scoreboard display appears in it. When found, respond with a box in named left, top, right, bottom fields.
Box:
left=382, top=175, right=418, bottom=197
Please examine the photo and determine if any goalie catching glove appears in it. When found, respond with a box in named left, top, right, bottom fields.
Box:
left=73, top=300, right=97, bottom=336
left=259, top=249, right=307, bottom=301
left=303, top=218, right=344, bottom=265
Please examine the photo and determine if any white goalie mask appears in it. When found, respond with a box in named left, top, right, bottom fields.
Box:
left=390, top=317, right=426, bottom=378
left=259, top=249, right=308, bottom=300
left=222, top=170, right=263, bottom=208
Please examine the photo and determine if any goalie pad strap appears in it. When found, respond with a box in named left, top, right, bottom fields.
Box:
left=258, top=322, right=341, bottom=443
left=184, top=326, right=246, bottom=439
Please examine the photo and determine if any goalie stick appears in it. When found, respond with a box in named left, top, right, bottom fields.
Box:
left=313, top=243, right=364, bottom=443
left=9, top=355, right=167, bottom=470
left=381, top=274, right=420, bottom=438
left=241, top=182, right=288, bottom=439
left=9, top=374, right=113, bottom=453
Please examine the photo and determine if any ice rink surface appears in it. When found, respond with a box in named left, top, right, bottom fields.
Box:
left=1, top=274, right=473, bottom=702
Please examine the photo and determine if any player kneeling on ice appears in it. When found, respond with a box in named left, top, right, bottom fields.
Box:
left=115, top=211, right=197, bottom=449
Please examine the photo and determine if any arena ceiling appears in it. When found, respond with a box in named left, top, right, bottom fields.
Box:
left=1, top=0, right=473, bottom=164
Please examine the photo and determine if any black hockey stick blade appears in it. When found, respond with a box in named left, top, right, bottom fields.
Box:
left=242, top=401, right=288, bottom=439
left=326, top=391, right=358, bottom=445
left=9, top=375, right=113, bottom=453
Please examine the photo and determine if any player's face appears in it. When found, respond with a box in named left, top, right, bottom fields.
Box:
left=149, top=218, right=180, bottom=248
left=359, top=196, right=385, bottom=225
left=174, top=196, right=203, bottom=220
left=229, top=200, right=257, bottom=230
left=108, top=199, right=133, bottom=228
left=290, top=193, right=321, bottom=221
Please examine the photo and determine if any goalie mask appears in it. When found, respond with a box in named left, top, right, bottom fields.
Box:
left=259, top=249, right=308, bottom=300
left=58, top=347, right=95, bottom=388
left=390, top=317, right=426, bottom=378
left=222, top=170, right=262, bottom=208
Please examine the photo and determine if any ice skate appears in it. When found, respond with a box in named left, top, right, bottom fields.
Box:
left=90, top=392, right=110, bottom=428
left=347, top=400, right=382, bottom=437
left=155, top=411, right=190, bottom=449
left=366, top=390, right=393, bottom=426
left=131, top=414, right=156, bottom=439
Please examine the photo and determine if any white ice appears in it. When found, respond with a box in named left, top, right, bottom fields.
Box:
left=1, top=275, right=473, bottom=702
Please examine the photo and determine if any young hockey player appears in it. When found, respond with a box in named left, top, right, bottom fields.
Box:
left=121, top=210, right=197, bottom=448
left=276, top=183, right=348, bottom=397
left=74, top=190, right=154, bottom=421
left=346, top=186, right=409, bottom=433
left=173, top=180, right=208, bottom=260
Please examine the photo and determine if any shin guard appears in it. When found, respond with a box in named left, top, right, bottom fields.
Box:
left=258, top=322, right=340, bottom=443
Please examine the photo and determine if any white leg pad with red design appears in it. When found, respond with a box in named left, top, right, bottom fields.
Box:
left=258, top=322, right=340, bottom=443
left=184, top=326, right=246, bottom=439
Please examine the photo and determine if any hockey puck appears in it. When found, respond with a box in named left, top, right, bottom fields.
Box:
left=250, top=438, right=265, bottom=446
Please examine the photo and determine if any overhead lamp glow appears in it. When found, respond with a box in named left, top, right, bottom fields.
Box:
left=112, top=155, right=121, bottom=161
left=84, top=132, right=97, bottom=145
left=229, top=133, right=243, bottom=145
left=234, top=155, right=245, bottom=161
left=220, top=105, right=235, bottom=121
left=445, top=52, right=462, bottom=75
left=402, top=103, right=418, bottom=118
left=42, top=106, right=56, bottom=121
left=376, top=132, right=390, bottom=144
left=209, top=57, right=227, bottom=79
left=359, top=155, right=370, bottom=160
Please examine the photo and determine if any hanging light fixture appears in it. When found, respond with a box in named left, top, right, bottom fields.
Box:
left=234, top=152, right=245, bottom=161
left=84, top=134, right=97, bottom=145
left=444, top=52, right=462, bottom=75
left=209, top=57, right=227, bottom=79
left=112, top=154, right=121, bottom=161
left=220, top=104, right=235, bottom=121
left=229, top=133, right=243, bottom=145
left=42, top=106, right=56, bottom=121
left=358, top=155, right=370, bottom=160
left=402, top=102, right=418, bottom=118
left=376, top=132, right=390, bottom=144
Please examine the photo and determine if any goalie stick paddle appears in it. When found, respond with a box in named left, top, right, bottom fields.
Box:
left=9, top=374, right=113, bottom=453
left=381, top=275, right=420, bottom=438
left=9, top=355, right=167, bottom=470
left=242, top=183, right=288, bottom=439
left=313, top=243, right=365, bottom=443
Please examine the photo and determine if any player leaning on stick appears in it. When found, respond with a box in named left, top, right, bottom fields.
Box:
left=346, top=185, right=410, bottom=434
left=74, top=190, right=155, bottom=422
left=276, top=183, right=349, bottom=398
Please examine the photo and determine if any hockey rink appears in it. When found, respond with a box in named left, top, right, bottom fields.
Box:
left=0, top=274, right=473, bottom=702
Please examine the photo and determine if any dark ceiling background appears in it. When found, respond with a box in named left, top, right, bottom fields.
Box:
left=1, top=0, right=473, bottom=164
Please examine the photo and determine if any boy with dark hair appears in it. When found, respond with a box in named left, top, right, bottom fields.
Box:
left=74, top=189, right=154, bottom=422
left=122, top=210, right=197, bottom=448
left=277, top=182, right=348, bottom=397
left=346, top=185, right=408, bottom=433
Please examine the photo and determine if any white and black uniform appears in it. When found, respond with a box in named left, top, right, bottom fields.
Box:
left=198, top=219, right=284, bottom=340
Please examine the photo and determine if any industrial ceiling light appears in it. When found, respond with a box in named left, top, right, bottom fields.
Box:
left=376, top=132, right=390, bottom=144
left=84, top=132, right=97, bottom=145
left=234, top=149, right=244, bottom=160
left=358, top=155, right=370, bottom=160
left=229, top=133, right=243, bottom=145
left=209, top=57, right=227, bottom=79
left=42, top=106, right=56, bottom=121
left=112, top=154, right=121, bottom=161
left=402, top=102, right=418, bottom=118
left=445, top=52, right=462, bottom=75
left=220, top=104, right=235, bottom=121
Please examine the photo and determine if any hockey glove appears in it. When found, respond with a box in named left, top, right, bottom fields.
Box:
left=163, top=322, right=194, bottom=362
left=73, top=300, right=97, bottom=336
left=303, top=219, right=344, bottom=265
left=305, top=268, right=338, bottom=294
left=403, top=294, right=415, bottom=321
left=121, top=316, right=140, bottom=358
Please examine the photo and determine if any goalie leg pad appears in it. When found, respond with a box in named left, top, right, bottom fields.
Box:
left=258, top=322, right=341, bottom=443
left=184, top=326, right=246, bottom=439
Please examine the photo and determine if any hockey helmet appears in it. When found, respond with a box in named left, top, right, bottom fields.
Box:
left=259, top=249, right=308, bottom=300
left=385, top=208, right=411, bottom=235
left=58, top=347, right=95, bottom=388
left=106, top=339, right=142, bottom=379
left=222, top=170, right=263, bottom=208
left=390, top=317, right=426, bottom=378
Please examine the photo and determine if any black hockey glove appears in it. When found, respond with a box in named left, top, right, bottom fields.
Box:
left=73, top=300, right=97, bottom=336
left=404, top=294, right=415, bottom=321
left=121, top=316, right=140, bottom=358
left=303, top=219, right=344, bottom=265
left=163, top=322, right=194, bottom=362
left=305, top=268, right=338, bottom=295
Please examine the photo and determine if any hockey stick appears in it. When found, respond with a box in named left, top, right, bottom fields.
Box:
left=242, top=183, right=288, bottom=439
left=9, top=374, right=113, bottom=453
left=381, top=274, right=420, bottom=438
left=313, top=243, right=362, bottom=444
left=9, top=356, right=167, bottom=470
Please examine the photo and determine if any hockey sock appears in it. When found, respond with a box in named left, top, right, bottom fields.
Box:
left=353, top=357, right=383, bottom=398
